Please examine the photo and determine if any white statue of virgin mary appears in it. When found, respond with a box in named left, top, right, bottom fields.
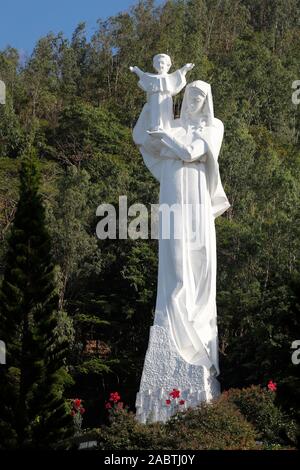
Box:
left=133, top=80, right=230, bottom=423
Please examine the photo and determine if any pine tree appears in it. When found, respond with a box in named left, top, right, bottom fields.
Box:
left=0, top=155, right=72, bottom=449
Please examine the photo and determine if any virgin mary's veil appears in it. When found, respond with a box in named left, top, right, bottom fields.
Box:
left=180, top=80, right=214, bottom=127
left=178, top=80, right=230, bottom=219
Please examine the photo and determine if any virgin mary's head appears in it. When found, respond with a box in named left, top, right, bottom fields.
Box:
left=180, top=80, right=214, bottom=127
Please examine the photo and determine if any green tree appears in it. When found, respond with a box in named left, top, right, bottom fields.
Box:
left=0, top=155, right=72, bottom=449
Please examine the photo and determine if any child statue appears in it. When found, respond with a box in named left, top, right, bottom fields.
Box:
left=130, top=54, right=194, bottom=132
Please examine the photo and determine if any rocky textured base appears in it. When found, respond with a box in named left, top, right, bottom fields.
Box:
left=135, top=325, right=220, bottom=423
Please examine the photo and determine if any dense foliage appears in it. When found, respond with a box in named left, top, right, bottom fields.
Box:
left=225, top=386, right=298, bottom=445
left=0, top=157, right=72, bottom=449
left=0, top=0, right=299, bottom=445
left=96, top=399, right=259, bottom=450
left=67, top=387, right=297, bottom=450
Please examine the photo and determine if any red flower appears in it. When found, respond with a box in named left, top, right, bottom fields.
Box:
left=179, top=400, right=185, bottom=405
left=109, top=392, right=121, bottom=403
left=169, top=388, right=181, bottom=399
left=267, top=380, right=277, bottom=392
left=73, top=398, right=82, bottom=409
left=117, top=402, right=124, bottom=409
left=80, top=407, right=85, bottom=414
left=70, top=410, right=76, bottom=417
left=166, top=399, right=171, bottom=406
left=105, top=402, right=112, bottom=409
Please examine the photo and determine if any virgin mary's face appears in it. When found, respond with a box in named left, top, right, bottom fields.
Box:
left=187, top=89, right=206, bottom=115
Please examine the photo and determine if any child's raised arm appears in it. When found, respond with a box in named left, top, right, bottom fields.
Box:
left=129, top=66, right=144, bottom=78
left=179, top=63, right=195, bottom=76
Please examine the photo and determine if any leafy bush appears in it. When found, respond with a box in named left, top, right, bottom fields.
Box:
left=55, top=386, right=298, bottom=450
left=73, top=398, right=258, bottom=450
left=96, top=410, right=170, bottom=450
left=165, top=397, right=258, bottom=450
left=225, top=385, right=297, bottom=445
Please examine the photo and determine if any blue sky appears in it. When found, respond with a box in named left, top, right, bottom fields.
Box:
left=0, top=0, right=158, bottom=56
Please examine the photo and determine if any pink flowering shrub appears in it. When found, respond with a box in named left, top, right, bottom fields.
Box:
left=70, top=398, right=86, bottom=435
left=105, top=391, right=127, bottom=419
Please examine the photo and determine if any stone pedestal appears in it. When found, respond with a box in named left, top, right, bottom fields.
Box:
left=135, top=325, right=220, bottom=423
